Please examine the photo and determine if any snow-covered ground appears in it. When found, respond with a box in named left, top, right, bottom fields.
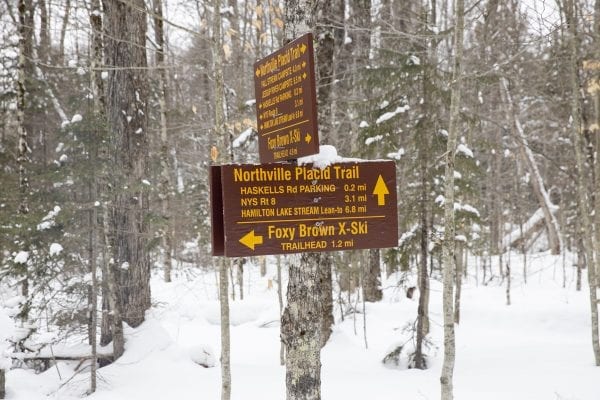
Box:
left=3, top=251, right=599, bottom=399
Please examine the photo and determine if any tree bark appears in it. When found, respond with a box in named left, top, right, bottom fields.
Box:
left=153, top=0, right=174, bottom=284
left=564, top=0, right=600, bottom=366
left=213, top=1, right=232, bottom=398
left=363, top=249, right=382, bottom=302
left=59, top=0, right=71, bottom=63
left=219, top=259, right=231, bottom=400
left=281, top=254, right=322, bottom=400
left=414, top=3, right=433, bottom=371
left=103, top=0, right=151, bottom=328
left=0, top=369, right=4, bottom=399
left=441, top=0, right=464, bottom=398
left=281, top=3, right=322, bottom=399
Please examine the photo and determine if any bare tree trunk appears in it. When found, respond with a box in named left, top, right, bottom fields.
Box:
left=454, top=242, right=464, bottom=323
left=314, top=0, right=335, bottom=346
left=414, top=2, right=433, bottom=372
left=364, top=249, right=382, bottom=302
left=100, top=205, right=125, bottom=360
left=564, top=0, right=600, bottom=365
left=281, top=4, right=322, bottom=398
left=103, top=0, right=151, bottom=328
left=237, top=259, right=244, bottom=300
left=213, top=1, right=232, bottom=398
left=320, top=254, right=334, bottom=347
left=441, top=0, right=464, bottom=398
left=277, top=256, right=285, bottom=366
left=59, top=0, right=71, bottom=63
left=281, top=254, right=322, bottom=400
left=153, top=0, right=174, bottom=283
left=88, top=183, right=98, bottom=393
left=38, top=0, right=50, bottom=62
left=0, top=369, right=4, bottom=399
left=219, top=259, right=231, bottom=400
left=260, top=256, right=267, bottom=277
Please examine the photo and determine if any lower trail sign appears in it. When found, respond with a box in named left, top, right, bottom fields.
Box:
left=211, top=160, right=398, bottom=257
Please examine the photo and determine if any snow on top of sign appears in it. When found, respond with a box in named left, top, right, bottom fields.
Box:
left=298, top=145, right=363, bottom=169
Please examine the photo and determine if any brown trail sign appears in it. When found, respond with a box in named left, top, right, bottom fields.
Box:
left=211, top=161, right=398, bottom=257
left=254, top=33, right=319, bottom=163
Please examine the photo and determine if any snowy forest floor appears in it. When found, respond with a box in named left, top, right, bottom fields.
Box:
left=3, top=251, right=600, bottom=400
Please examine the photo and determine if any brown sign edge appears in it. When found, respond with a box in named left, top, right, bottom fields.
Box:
left=210, top=165, right=225, bottom=256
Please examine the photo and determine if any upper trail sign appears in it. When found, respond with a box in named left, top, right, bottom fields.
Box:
left=254, top=33, right=319, bottom=163
left=211, top=33, right=399, bottom=258
left=211, top=161, right=398, bottom=257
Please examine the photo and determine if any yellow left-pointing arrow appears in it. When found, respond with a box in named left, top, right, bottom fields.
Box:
left=373, top=175, right=390, bottom=206
left=240, top=230, right=263, bottom=250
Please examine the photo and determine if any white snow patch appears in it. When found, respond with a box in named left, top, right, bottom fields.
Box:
left=387, top=148, right=405, bottom=160
left=454, top=203, right=480, bottom=217
left=49, top=243, right=63, bottom=256
left=189, top=344, right=216, bottom=367
left=37, top=206, right=61, bottom=231
left=101, top=71, right=109, bottom=80
left=245, top=99, right=256, bottom=107
left=365, top=135, right=383, bottom=145
left=76, top=67, right=86, bottom=76
left=233, top=127, right=254, bottom=148
left=359, top=120, right=369, bottom=128
left=14, top=251, right=29, bottom=264
left=67, top=59, right=78, bottom=68
left=376, top=105, right=409, bottom=125
left=71, top=114, right=83, bottom=123
left=456, top=143, right=474, bottom=158
left=142, top=179, right=151, bottom=186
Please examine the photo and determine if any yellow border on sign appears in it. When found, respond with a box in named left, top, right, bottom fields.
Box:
left=261, top=119, right=310, bottom=136
left=237, top=215, right=386, bottom=224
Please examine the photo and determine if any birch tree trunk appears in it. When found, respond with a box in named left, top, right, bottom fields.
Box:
left=153, top=0, right=174, bottom=284
left=213, top=1, right=232, bottom=398
left=564, top=0, right=600, bottom=366
left=441, top=0, right=464, bottom=398
left=281, top=2, right=322, bottom=399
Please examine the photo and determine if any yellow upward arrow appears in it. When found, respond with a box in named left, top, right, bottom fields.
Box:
left=239, top=230, right=263, bottom=250
left=373, top=175, right=390, bottom=206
